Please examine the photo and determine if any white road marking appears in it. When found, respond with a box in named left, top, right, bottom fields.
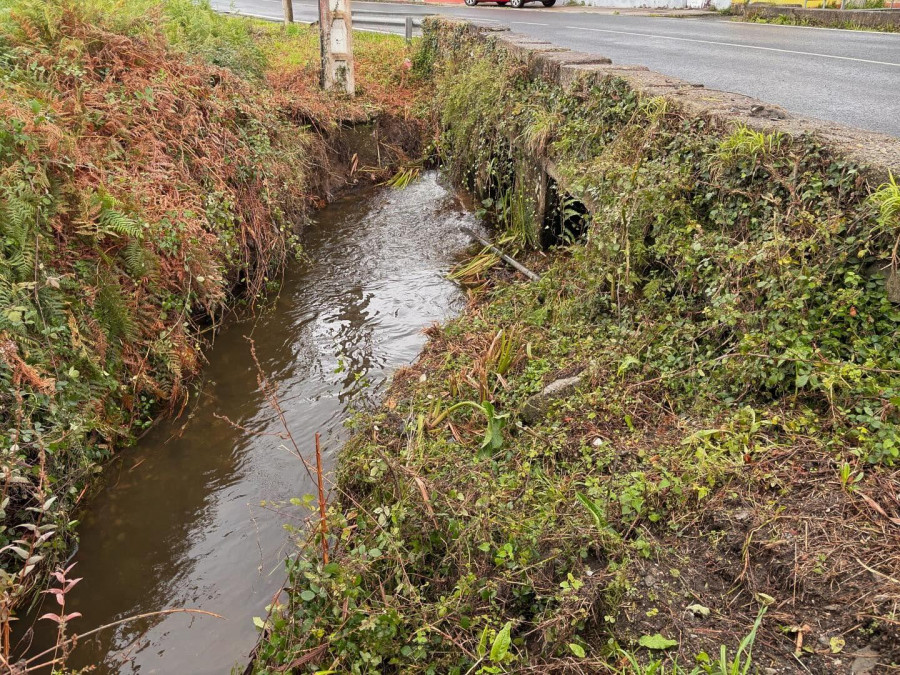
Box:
left=567, top=25, right=900, bottom=67
left=510, top=21, right=550, bottom=26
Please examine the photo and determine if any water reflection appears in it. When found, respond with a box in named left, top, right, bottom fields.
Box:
left=17, top=172, right=481, bottom=674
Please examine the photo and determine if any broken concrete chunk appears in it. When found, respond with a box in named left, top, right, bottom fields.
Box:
left=520, top=375, right=582, bottom=425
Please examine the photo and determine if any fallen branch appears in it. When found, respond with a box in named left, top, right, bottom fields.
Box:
left=460, top=227, right=540, bottom=282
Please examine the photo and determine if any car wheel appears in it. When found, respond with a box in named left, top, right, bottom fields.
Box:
left=465, top=0, right=478, bottom=5
left=542, top=0, right=556, bottom=5
left=510, top=0, right=524, bottom=7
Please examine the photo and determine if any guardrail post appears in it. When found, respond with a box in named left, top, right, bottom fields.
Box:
left=282, top=0, right=293, bottom=25
left=405, top=16, right=413, bottom=42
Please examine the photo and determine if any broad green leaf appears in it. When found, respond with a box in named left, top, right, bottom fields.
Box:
left=576, top=492, right=605, bottom=529
left=638, top=633, right=678, bottom=650
left=568, top=643, right=585, bottom=658
left=490, top=621, right=512, bottom=662
left=300, top=590, right=316, bottom=602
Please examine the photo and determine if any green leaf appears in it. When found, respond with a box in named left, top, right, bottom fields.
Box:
left=568, top=643, right=585, bottom=658
left=490, top=621, right=512, bottom=662
left=638, top=633, right=678, bottom=650
left=479, top=401, right=507, bottom=451
left=252, top=616, right=265, bottom=629
left=576, top=492, right=606, bottom=529
left=829, top=636, right=845, bottom=654
left=477, top=625, right=489, bottom=658
left=300, top=590, right=316, bottom=602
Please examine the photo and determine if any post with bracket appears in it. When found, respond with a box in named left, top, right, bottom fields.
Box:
left=318, top=0, right=356, bottom=95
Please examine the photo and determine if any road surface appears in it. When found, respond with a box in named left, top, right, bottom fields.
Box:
left=211, top=0, right=900, bottom=136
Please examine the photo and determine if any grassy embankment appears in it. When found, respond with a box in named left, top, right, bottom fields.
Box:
left=0, top=0, right=424, bottom=638
left=254, top=21, right=900, bottom=674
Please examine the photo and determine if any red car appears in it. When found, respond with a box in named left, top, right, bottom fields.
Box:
left=465, top=0, right=556, bottom=6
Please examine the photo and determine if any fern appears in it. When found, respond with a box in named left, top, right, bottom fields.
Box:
left=121, top=239, right=159, bottom=279
left=1, top=193, right=35, bottom=235
left=152, top=337, right=182, bottom=382
left=94, top=277, right=137, bottom=341
left=98, top=208, right=144, bottom=239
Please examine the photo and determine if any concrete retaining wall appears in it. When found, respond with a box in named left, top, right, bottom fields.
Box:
left=744, top=3, right=900, bottom=29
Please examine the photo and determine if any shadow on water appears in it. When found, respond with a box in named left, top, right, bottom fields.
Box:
left=15, top=172, right=483, bottom=674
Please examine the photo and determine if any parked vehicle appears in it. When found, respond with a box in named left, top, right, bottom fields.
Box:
left=465, top=0, right=556, bottom=7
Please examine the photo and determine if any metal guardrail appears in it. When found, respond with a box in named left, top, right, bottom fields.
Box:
left=355, top=15, right=423, bottom=40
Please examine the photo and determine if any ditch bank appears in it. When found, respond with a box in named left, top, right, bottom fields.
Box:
left=0, top=0, right=425, bottom=648
left=253, top=18, right=900, bottom=674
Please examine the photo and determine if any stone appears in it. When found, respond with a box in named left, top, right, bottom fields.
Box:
left=851, top=647, right=880, bottom=674
left=886, top=268, right=900, bottom=304
left=520, top=375, right=582, bottom=425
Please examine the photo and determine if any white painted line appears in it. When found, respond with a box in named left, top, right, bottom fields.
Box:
left=510, top=21, right=550, bottom=26
left=567, top=25, right=900, bottom=67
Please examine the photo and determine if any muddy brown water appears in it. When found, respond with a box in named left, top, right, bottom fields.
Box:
left=16, top=172, right=481, bottom=673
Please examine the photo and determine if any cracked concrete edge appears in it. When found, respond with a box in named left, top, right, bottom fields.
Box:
left=424, top=17, right=900, bottom=179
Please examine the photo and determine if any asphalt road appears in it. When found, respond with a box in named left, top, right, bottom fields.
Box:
left=211, top=0, right=900, bottom=136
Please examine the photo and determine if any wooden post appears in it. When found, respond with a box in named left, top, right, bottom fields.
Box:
left=318, top=0, right=355, bottom=95
left=405, top=16, right=413, bottom=43
left=282, top=0, right=293, bottom=26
